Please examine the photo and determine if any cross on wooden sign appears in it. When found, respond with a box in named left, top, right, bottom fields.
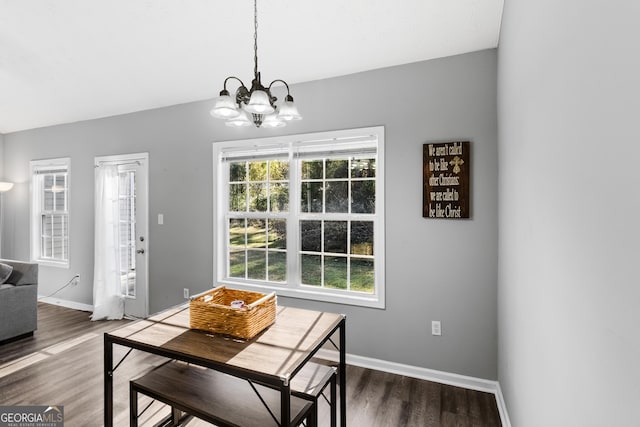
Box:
left=450, top=156, right=464, bottom=174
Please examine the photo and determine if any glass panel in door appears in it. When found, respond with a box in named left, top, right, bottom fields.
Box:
left=119, top=170, right=137, bottom=298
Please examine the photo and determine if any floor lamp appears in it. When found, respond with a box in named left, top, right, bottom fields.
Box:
left=0, top=181, right=14, bottom=258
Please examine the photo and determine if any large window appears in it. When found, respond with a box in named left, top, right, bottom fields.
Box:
left=213, top=127, right=385, bottom=308
left=30, top=158, right=70, bottom=267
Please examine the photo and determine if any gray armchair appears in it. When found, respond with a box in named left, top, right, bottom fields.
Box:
left=0, top=259, right=39, bottom=343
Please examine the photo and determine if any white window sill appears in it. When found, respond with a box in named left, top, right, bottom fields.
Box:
left=217, top=278, right=386, bottom=309
left=34, top=259, right=69, bottom=269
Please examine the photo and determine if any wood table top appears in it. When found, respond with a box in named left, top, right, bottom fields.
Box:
left=107, top=304, right=344, bottom=382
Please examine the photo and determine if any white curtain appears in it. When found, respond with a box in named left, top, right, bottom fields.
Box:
left=91, top=165, right=124, bottom=320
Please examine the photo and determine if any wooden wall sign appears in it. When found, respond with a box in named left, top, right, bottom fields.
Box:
left=423, top=141, right=470, bottom=219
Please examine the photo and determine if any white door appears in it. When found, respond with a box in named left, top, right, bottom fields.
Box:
left=96, top=153, right=149, bottom=318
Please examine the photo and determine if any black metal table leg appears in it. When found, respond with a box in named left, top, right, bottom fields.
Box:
left=129, top=381, right=138, bottom=427
left=340, top=318, right=346, bottom=427
left=281, top=382, right=291, bottom=427
left=104, top=334, right=113, bottom=427
left=330, top=373, right=337, bottom=427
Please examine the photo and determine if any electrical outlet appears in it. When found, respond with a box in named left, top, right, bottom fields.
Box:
left=431, top=320, right=442, bottom=336
left=72, top=274, right=80, bottom=286
left=183, top=288, right=189, bottom=299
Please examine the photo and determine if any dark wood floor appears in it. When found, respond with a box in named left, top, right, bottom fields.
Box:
left=0, top=303, right=501, bottom=427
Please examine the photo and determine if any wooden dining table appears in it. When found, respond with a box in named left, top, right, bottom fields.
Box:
left=104, top=303, right=346, bottom=426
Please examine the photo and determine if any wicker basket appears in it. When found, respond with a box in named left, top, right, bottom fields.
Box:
left=189, top=286, right=276, bottom=340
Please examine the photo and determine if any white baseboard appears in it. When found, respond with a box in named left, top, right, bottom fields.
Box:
left=316, top=349, right=511, bottom=427
left=494, top=382, right=512, bottom=427
left=38, top=295, right=93, bottom=312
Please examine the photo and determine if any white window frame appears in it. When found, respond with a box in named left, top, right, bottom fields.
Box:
left=30, top=157, right=71, bottom=268
left=213, top=126, right=385, bottom=309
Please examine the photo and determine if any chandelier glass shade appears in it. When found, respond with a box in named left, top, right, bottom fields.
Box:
left=0, top=182, right=14, bottom=193
left=210, top=0, right=302, bottom=128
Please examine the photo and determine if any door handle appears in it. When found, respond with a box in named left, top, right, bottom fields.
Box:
left=136, top=248, right=145, bottom=254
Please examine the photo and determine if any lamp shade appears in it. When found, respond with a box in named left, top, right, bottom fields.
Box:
left=210, top=94, right=240, bottom=119
left=0, top=182, right=14, bottom=193
left=225, top=109, right=252, bottom=127
left=244, top=90, right=275, bottom=114
left=262, top=112, right=286, bottom=128
left=277, top=99, right=302, bottom=121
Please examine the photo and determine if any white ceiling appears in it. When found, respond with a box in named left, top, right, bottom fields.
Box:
left=0, top=0, right=504, bottom=134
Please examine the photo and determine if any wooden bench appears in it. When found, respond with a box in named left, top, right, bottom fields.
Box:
left=130, top=360, right=336, bottom=427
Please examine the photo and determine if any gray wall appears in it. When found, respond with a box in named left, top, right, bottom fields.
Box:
left=0, top=133, right=5, bottom=258
left=3, top=49, right=498, bottom=379
left=0, top=133, right=4, bottom=176
left=498, top=0, right=640, bottom=425
left=0, top=133, right=4, bottom=181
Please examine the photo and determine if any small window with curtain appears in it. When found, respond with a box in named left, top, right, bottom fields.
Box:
left=30, top=158, right=70, bottom=267
left=213, top=126, right=385, bottom=308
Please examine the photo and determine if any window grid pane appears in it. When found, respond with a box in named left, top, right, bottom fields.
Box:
left=228, top=215, right=288, bottom=283
left=40, top=212, right=69, bottom=262
left=298, top=155, right=376, bottom=294
left=41, top=173, right=69, bottom=261
left=299, top=218, right=375, bottom=294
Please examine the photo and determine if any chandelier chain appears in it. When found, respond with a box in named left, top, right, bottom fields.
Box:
left=253, top=0, right=258, bottom=79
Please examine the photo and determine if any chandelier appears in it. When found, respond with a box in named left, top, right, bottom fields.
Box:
left=210, top=0, right=302, bottom=128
